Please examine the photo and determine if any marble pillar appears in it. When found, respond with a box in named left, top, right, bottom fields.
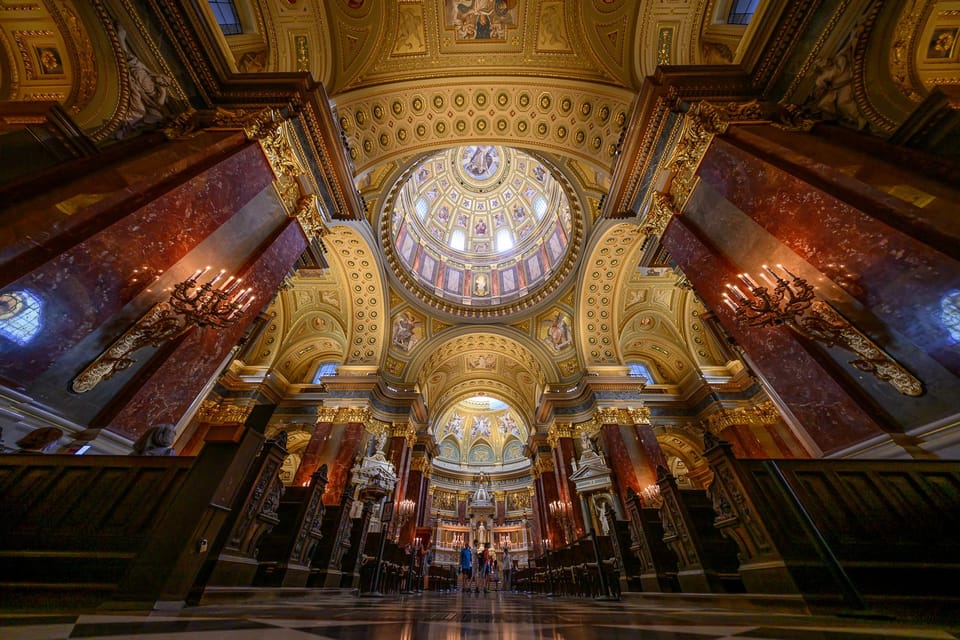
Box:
left=293, top=420, right=334, bottom=486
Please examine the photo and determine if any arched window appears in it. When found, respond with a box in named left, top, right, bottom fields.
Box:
left=533, top=196, right=547, bottom=220
left=312, top=362, right=338, bottom=383
left=450, top=229, right=466, bottom=251
left=0, top=290, right=42, bottom=346
left=415, top=197, right=428, bottom=220
left=727, top=0, right=759, bottom=25
left=208, top=0, right=243, bottom=35
left=496, top=227, right=514, bottom=252
left=627, top=361, right=656, bottom=383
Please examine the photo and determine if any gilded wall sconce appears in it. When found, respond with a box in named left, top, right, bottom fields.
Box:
left=71, top=268, right=255, bottom=393
left=721, top=265, right=922, bottom=397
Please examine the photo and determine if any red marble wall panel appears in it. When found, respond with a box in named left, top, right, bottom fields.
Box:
left=0, top=131, right=245, bottom=284
left=662, top=215, right=886, bottom=454
left=635, top=423, right=667, bottom=485
left=536, top=470, right=562, bottom=548
left=104, top=218, right=306, bottom=438
left=294, top=421, right=333, bottom=486
left=698, top=135, right=960, bottom=377
left=0, top=142, right=274, bottom=387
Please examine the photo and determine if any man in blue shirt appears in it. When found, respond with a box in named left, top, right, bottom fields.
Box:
left=459, top=542, right=472, bottom=592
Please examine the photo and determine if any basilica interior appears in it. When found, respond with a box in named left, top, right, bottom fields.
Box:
left=1, top=0, right=960, bottom=638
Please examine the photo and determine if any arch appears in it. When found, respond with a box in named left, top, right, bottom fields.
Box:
left=323, top=223, right=388, bottom=372
left=577, top=221, right=646, bottom=369
left=655, top=427, right=713, bottom=489
left=333, top=77, right=633, bottom=175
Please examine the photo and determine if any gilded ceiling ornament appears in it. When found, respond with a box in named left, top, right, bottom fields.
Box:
left=889, top=1, right=930, bottom=103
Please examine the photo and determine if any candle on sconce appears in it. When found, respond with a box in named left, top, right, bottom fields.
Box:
left=722, top=294, right=738, bottom=312
left=738, top=272, right=759, bottom=289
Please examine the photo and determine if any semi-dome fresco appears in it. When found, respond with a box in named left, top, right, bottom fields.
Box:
left=433, top=396, right=529, bottom=468
left=387, top=145, right=575, bottom=312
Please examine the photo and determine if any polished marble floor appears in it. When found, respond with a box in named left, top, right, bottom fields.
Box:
left=1, top=590, right=957, bottom=640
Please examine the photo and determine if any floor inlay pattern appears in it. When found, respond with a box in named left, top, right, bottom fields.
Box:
left=1, top=591, right=957, bottom=640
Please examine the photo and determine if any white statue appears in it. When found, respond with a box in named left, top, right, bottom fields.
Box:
left=598, top=502, right=610, bottom=536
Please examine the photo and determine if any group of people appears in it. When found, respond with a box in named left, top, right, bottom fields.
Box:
left=458, top=539, right=513, bottom=593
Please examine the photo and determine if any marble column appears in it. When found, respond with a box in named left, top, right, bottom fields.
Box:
left=553, top=434, right=585, bottom=539
left=293, top=414, right=334, bottom=486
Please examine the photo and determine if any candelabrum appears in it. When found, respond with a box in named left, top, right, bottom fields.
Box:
left=72, top=267, right=256, bottom=393
left=640, top=484, right=663, bottom=509
left=548, top=500, right=573, bottom=545
left=721, top=264, right=922, bottom=397
left=395, top=498, right=416, bottom=542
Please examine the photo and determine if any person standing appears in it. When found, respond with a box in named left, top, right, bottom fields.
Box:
left=501, top=546, right=512, bottom=592
left=459, top=542, right=472, bottom=592
left=480, top=542, right=493, bottom=593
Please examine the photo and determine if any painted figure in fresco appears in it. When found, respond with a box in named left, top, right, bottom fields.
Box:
left=474, top=273, right=489, bottom=296
left=438, top=205, right=450, bottom=222
left=471, top=415, right=492, bottom=438
left=545, top=312, right=573, bottom=351
left=494, top=212, right=506, bottom=227
left=447, top=411, right=465, bottom=437
left=392, top=312, right=420, bottom=351
left=475, top=219, right=488, bottom=235
left=512, top=204, right=526, bottom=221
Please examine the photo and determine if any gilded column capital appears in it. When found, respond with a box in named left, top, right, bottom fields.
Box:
left=702, top=400, right=781, bottom=435
left=533, top=455, right=555, bottom=475
left=640, top=191, right=678, bottom=237
left=390, top=421, right=417, bottom=447
left=410, top=456, right=430, bottom=472
left=316, top=406, right=338, bottom=423
left=546, top=422, right=573, bottom=448
left=364, top=417, right=390, bottom=436
left=593, top=407, right=633, bottom=427
left=196, top=399, right=253, bottom=425
left=666, top=100, right=764, bottom=209
left=337, top=406, right=371, bottom=424
left=629, top=406, right=652, bottom=426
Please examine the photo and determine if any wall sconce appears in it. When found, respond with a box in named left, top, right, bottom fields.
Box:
left=72, top=267, right=255, bottom=393
left=721, top=264, right=922, bottom=397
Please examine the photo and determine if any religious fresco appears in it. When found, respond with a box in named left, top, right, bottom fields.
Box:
left=461, top=145, right=500, bottom=180
left=446, top=0, right=519, bottom=41
left=540, top=309, right=573, bottom=352
left=391, top=309, right=423, bottom=352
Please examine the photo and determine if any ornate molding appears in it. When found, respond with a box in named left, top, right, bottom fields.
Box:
left=665, top=100, right=764, bottom=209
left=316, top=406, right=338, bottom=423
left=639, top=191, right=678, bottom=237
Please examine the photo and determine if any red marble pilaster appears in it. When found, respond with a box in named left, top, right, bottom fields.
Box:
left=555, top=437, right=585, bottom=538
left=293, top=421, right=333, bottom=486
left=536, top=469, right=562, bottom=548
left=600, top=424, right=642, bottom=503
left=698, top=131, right=960, bottom=377
left=321, top=421, right=365, bottom=506
left=104, top=219, right=307, bottom=438
left=635, top=423, right=668, bottom=486
left=0, top=140, right=274, bottom=387
left=662, top=215, right=887, bottom=454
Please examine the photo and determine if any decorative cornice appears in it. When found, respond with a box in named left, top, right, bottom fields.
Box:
left=702, top=400, right=781, bottom=435
left=316, top=405, right=371, bottom=424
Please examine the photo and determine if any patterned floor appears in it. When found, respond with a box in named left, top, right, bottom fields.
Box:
left=1, top=591, right=957, bottom=640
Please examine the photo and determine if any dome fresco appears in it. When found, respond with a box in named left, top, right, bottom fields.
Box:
left=389, top=145, right=573, bottom=310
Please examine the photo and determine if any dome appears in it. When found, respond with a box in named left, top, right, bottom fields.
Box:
left=432, top=395, right=529, bottom=472
left=384, top=145, right=580, bottom=319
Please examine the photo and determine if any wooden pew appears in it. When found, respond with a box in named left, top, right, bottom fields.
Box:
left=0, top=424, right=263, bottom=610
left=704, top=433, right=960, bottom=610
left=624, top=487, right=680, bottom=593
left=658, top=465, right=745, bottom=594
left=254, top=465, right=328, bottom=587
